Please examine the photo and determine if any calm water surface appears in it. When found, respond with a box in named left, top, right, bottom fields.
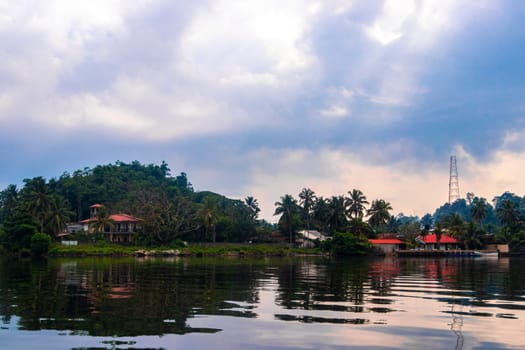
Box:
left=0, top=256, right=524, bottom=349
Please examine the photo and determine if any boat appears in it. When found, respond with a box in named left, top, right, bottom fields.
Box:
left=473, top=250, right=499, bottom=258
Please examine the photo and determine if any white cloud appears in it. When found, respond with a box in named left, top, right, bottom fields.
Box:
left=0, top=0, right=327, bottom=139
left=366, top=0, right=416, bottom=46
left=320, top=105, right=348, bottom=118
left=178, top=0, right=318, bottom=87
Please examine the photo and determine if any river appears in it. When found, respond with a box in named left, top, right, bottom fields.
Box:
left=0, top=256, right=524, bottom=349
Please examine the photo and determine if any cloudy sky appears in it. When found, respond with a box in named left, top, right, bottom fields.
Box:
left=2, top=0, right=525, bottom=221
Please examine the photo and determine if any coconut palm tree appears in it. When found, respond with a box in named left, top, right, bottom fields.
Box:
left=90, top=206, right=114, bottom=239
left=446, top=213, right=465, bottom=239
left=461, top=222, right=484, bottom=250
left=0, top=184, right=19, bottom=222
left=244, top=196, right=260, bottom=221
left=470, top=197, right=489, bottom=229
left=345, top=189, right=369, bottom=220
left=299, top=188, right=316, bottom=231
left=496, top=199, right=521, bottom=229
left=312, top=196, right=330, bottom=233
left=367, top=199, right=393, bottom=232
left=274, top=194, right=300, bottom=244
left=46, top=195, right=74, bottom=237
left=434, top=222, right=444, bottom=250
left=327, top=196, right=347, bottom=233
left=23, top=177, right=52, bottom=233
left=199, top=197, right=218, bottom=242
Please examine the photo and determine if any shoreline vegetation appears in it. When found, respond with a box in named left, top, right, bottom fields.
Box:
left=46, top=243, right=326, bottom=258
left=2, top=160, right=525, bottom=258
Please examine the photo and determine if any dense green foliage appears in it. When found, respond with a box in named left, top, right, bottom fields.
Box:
left=0, top=161, right=268, bottom=251
left=322, top=232, right=371, bottom=256
left=273, top=188, right=525, bottom=253
left=30, top=233, right=52, bottom=256
left=2, top=161, right=525, bottom=254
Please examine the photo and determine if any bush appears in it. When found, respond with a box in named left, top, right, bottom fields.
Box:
left=30, top=233, right=52, bottom=256
left=325, top=232, right=371, bottom=256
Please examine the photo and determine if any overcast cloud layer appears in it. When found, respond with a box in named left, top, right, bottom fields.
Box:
left=2, top=0, right=525, bottom=221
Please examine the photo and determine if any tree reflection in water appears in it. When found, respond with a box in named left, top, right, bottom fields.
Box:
left=0, top=256, right=524, bottom=350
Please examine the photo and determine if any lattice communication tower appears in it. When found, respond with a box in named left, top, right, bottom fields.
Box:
left=448, top=155, right=460, bottom=204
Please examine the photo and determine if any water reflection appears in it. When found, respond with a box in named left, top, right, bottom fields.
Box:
left=0, top=256, right=524, bottom=349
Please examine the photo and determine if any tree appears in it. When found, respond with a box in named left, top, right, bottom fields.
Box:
left=496, top=227, right=525, bottom=252
left=274, top=194, right=300, bottom=244
left=434, top=222, right=444, bottom=250
left=45, top=195, right=74, bottom=237
left=244, top=196, right=260, bottom=221
left=348, top=217, right=374, bottom=238
left=460, top=222, right=483, bottom=250
left=30, top=232, right=52, bottom=256
left=0, top=184, right=19, bottom=223
left=299, top=188, right=316, bottom=231
left=199, top=197, right=218, bottom=242
left=22, top=177, right=52, bottom=233
left=367, top=199, right=392, bottom=232
left=496, top=199, right=521, bottom=230
left=470, top=197, right=489, bottom=229
left=90, top=206, right=114, bottom=238
left=327, top=196, right=347, bottom=234
left=397, top=221, right=421, bottom=248
left=345, top=189, right=369, bottom=220
left=327, top=232, right=371, bottom=256
left=420, top=213, right=433, bottom=232
left=312, top=197, right=330, bottom=233
left=443, top=213, right=465, bottom=239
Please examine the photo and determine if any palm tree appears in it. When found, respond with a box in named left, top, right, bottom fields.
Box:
left=274, top=194, right=300, bottom=244
left=90, top=206, right=114, bottom=239
left=496, top=199, right=521, bottom=229
left=434, top=222, right=444, bottom=250
left=46, top=195, right=74, bottom=236
left=348, top=217, right=373, bottom=238
left=345, top=189, right=369, bottom=220
left=23, top=177, right=52, bottom=233
left=199, top=197, right=218, bottom=242
left=244, top=196, right=260, bottom=221
left=0, top=184, right=19, bottom=222
left=312, top=196, right=330, bottom=233
left=367, top=199, right=393, bottom=232
left=446, top=213, right=465, bottom=239
left=470, top=198, right=489, bottom=229
left=461, top=222, right=483, bottom=250
left=299, top=188, right=316, bottom=231
left=327, top=196, right=347, bottom=233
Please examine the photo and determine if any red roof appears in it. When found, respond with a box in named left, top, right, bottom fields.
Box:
left=80, top=213, right=143, bottom=223
left=369, top=239, right=403, bottom=245
left=418, top=234, right=457, bottom=244
left=109, top=213, right=143, bottom=222
left=90, top=204, right=104, bottom=208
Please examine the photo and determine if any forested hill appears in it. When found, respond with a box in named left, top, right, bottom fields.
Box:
left=0, top=161, right=262, bottom=249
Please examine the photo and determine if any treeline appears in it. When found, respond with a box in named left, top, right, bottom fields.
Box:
left=275, top=187, right=525, bottom=252
left=0, top=161, right=266, bottom=252
left=1, top=160, right=525, bottom=253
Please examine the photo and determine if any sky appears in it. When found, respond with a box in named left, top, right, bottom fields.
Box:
left=2, top=0, right=525, bottom=221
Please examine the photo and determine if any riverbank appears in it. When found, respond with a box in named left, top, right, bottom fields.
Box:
left=47, top=242, right=326, bottom=258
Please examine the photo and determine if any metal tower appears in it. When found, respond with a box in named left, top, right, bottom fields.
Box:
left=448, top=155, right=460, bottom=204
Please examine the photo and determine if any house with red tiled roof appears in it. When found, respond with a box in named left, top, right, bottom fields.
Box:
left=368, top=238, right=404, bottom=255
left=415, top=233, right=458, bottom=250
left=79, top=204, right=143, bottom=244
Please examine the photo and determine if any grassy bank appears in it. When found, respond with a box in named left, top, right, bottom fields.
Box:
left=47, top=242, right=325, bottom=257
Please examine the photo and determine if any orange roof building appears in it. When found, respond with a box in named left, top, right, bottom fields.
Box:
left=79, top=204, right=143, bottom=244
